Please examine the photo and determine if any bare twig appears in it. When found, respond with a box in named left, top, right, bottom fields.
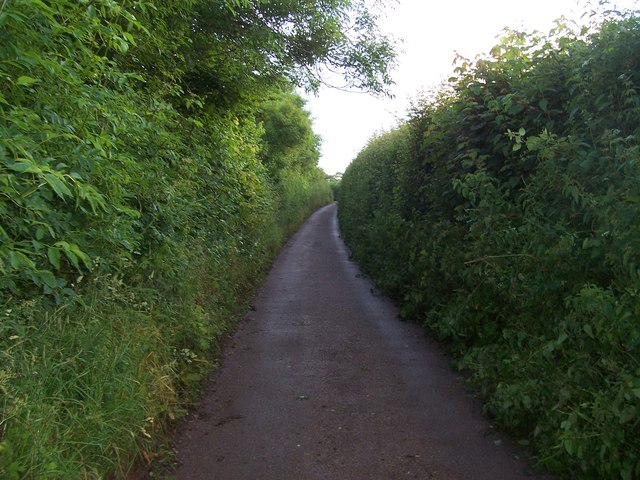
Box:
left=464, top=254, right=537, bottom=266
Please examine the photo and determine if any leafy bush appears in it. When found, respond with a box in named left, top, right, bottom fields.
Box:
left=0, top=0, right=363, bottom=477
left=340, top=11, right=640, bottom=479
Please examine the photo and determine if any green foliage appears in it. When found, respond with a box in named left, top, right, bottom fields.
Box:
left=326, top=172, right=343, bottom=201
left=184, top=0, right=396, bottom=95
left=0, top=0, right=375, bottom=477
left=339, top=127, right=412, bottom=297
left=257, top=89, right=332, bottom=233
left=258, top=89, right=321, bottom=175
left=340, top=11, right=640, bottom=479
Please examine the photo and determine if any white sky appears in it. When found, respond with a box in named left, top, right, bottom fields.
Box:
left=306, top=0, right=638, bottom=175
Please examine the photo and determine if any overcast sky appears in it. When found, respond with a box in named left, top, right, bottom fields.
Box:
left=305, top=0, right=638, bottom=175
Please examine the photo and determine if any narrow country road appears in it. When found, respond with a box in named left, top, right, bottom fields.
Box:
left=174, top=203, right=547, bottom=480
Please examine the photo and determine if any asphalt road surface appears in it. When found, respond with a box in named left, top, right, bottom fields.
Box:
left=173, top=203, right=547, bottom=480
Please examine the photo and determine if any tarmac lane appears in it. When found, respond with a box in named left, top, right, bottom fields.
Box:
left=173, top=202, right=549, bottom=480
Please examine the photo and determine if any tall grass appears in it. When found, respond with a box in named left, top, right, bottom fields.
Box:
left=1, top=190, right=330, bottom=479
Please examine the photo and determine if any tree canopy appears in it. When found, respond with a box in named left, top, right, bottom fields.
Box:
left=258, top=89, right=321, bottom=175
left=113, top=0, right=396, bottom=108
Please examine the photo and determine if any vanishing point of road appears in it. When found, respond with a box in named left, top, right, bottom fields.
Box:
left=173, top=203, right=548, bottom=480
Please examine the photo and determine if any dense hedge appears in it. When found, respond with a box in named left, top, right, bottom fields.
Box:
left=340, top=13, right=640, bottom=479
left=0, top=1, right=345, bottom=478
